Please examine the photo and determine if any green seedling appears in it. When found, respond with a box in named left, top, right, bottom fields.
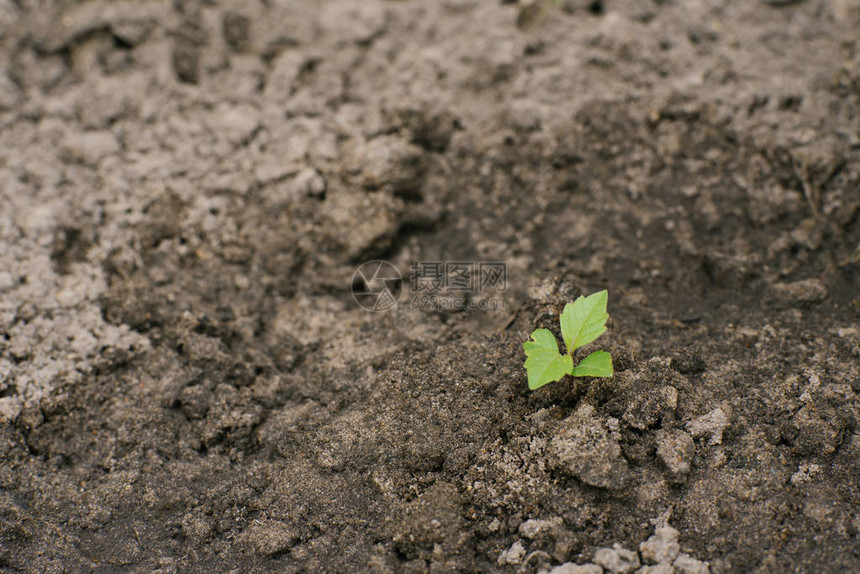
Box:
left=523, top=290, right=613, bottom=390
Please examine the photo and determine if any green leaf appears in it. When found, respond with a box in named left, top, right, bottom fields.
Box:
left=571, top=350, right=614, bottom=378
left=523, top=329, right=574, bottom=390
left=560, top=290, right=609, bottom=353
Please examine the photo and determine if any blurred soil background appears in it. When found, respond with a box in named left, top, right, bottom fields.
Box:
left=0, top=0, right=859, bottom=571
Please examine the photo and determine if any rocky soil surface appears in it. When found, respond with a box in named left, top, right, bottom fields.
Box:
left=0, top=0, right=859, bottom=572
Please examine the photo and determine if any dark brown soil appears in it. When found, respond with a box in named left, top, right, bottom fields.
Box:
left=0, top=0, right=859, bottom=572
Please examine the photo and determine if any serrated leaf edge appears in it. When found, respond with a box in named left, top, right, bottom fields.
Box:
left=561, top=290, right=609, bottom=352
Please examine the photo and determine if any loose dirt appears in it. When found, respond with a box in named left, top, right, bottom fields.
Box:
left=0, top=0, right=858, bottom=572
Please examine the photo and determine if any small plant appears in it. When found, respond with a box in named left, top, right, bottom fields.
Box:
left=523, top=290, right=613, bottom=390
